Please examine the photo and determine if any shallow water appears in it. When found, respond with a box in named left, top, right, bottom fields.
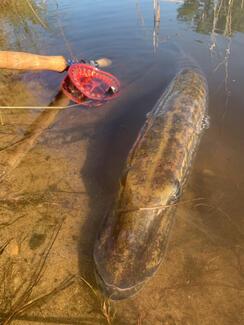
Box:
left=0, top=0, right=244, bottom=324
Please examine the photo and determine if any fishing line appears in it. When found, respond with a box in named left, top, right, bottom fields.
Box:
left=25, top=0, right=48, bottom=30
left=54, top=0, right=78, bottom=62
left=0, top=103, right=81, bottom=110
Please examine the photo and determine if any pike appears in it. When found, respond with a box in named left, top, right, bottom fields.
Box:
left=93, top=68, right=208, bottom=300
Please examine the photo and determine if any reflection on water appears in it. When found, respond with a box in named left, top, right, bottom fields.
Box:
left=153, top=0, right=161, bottom=51
left=0, top=0, right=244, bottom=324
left=178, top=0, right=244, bottom=35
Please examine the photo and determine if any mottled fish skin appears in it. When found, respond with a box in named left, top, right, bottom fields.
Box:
left=94, top=69, right=208, bottom=300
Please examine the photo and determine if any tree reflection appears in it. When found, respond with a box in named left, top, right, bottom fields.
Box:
left=177, top=0, right=244, bottom=36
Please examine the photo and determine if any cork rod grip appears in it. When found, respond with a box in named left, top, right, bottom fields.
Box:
left=0, top=51, right=67, bottom=72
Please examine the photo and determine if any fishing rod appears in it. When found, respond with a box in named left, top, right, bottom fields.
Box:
left=0, top=51, right=111, bottom=71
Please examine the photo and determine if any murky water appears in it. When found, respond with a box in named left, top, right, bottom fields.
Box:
left=0, top=0, right=244, bottom=324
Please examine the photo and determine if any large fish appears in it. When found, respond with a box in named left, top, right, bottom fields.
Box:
left=93, top=68, right=208, bottom=300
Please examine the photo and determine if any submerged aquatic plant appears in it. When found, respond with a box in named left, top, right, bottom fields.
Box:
left=0, top=219, right=68, bottom=324
left=0, top=0, right=47, bottom=26
left=0, top=0, right=48, bottom=51
left=78, top=276, right=117, bottom=325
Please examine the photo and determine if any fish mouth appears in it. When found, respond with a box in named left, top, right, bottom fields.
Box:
left=94, top=263, right=147, bottom=300
left=93, top=245, right=155, bottom=300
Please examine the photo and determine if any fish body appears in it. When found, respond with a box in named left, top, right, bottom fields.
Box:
left=93, top=68, right=208, bottom=300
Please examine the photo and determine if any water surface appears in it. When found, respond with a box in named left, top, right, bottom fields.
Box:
left=0, top=1, right=243, bottom=324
